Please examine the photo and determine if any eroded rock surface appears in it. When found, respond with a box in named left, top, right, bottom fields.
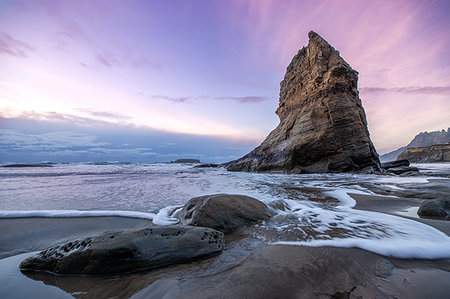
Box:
left=226, top=31, right=379, bottom=173
left=178, top=194, right=274, bottom=233
left=19, top=226, right=224, bottom=275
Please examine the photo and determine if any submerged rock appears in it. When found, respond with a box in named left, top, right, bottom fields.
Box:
left=386, top=166, right=419, bottom=175
left=194, top=163, right=220, bottom=168
left=381, top=159, right=410, bottom=169
left=417, top=198, right=450, bottom=220
left=178, top=194, right=274, bottom=233
left=226, top=31, right=380, bottom=173
left=19, top=226, right=224, bottom=275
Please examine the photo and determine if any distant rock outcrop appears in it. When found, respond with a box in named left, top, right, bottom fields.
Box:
left=398, top=144, right=450, bottom=163
left=227, top=31, right=379, bottom=173
left=172, top=159, right=201, bottom=163
left=380, top=128, right=450, bottom=162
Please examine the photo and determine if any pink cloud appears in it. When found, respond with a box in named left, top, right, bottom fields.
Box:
left=360, top=86, right=450, bottom=96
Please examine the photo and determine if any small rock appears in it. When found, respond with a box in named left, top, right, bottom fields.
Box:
left=387, top=166, right=419, bottom=175
left=194, top=163, right=220, bottom=168
left=374, top=258, right=394, bottom=278
left=417, top=198, right=450, bottom=220
left=178, top=194, right=275, bottom=233
left=19, top=226, right=224, bottom=275
left=381, top=159, right=410, bottom=170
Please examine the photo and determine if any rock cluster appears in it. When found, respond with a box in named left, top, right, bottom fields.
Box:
left=19, top=226, right=224, bottom=275
left=227, top=31, right=380, bottom=173
left=20, top=194, right=273, bottom=275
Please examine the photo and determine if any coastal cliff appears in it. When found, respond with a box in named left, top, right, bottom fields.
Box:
left=398, top=144, right=450, bottom=163
left=380, top=128, right=450, bottom=162
left=227, top=31, right=380, bottom=173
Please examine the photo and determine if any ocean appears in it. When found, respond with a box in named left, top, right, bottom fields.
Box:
left=1, top=162, right=450, bottom=259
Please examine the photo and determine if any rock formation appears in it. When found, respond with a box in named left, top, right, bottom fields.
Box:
left=19, top=226, right=224, bottom=275
left=398, top=144, right=450, bottom=163
left=227, top=31, right=380, bottom=173
left=177, top=194, right=274, bottom=233
left=380, top=128, right=450, bottom=162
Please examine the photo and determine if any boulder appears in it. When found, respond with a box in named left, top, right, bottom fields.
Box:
left=178, top=194, right=274, bottom=233
left=226, top=31, right=380, bottom=173
left=381, top=159, right=410, bottom=169
left=19, top=226, right=224, bottom=275
left=417, top=198, right=450, bottom=220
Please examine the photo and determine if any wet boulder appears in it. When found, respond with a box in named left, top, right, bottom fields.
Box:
left=178, top=194, right=275, bottom=233
left=417, top=198, right=450, bottom=220
left=19, top=226, right=224, bottom=275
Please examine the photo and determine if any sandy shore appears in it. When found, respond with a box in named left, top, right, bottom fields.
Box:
left=1, top=194, right=450, bottom=298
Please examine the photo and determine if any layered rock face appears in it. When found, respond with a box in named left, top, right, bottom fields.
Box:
left=227, top=31, right=380, bottom=173
left=398, top=144, right=450, bottom=163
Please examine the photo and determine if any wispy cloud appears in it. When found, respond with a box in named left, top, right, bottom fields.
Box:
left=360, top=86, right=450, bottom=96
left=0, top=32, right=34, bottom=58
left=0, top=129, right=108, bottom=151
left=75, top=109, right=132, bottom=121
left=141, top=94, right=270, bottom=104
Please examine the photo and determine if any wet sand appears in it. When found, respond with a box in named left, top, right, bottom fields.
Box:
left=1, top=195, right=450, bottom=298
left=351, top=193, right=450, bottom=236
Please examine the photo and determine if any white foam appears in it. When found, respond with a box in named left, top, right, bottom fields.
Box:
left=152, top=205, right=182, bottom=226
left=324, top=188, right=370, bottom=208
left=274, top=237, right=450, bottom=259
left=0, top=210, right=156, bottom=220
left=273, top=209, right=450, bottom=259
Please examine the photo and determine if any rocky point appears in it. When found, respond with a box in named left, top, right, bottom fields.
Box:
left=227, top=31, right=380, bottom=173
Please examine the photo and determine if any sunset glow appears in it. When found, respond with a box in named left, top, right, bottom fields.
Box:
left=1, top=0, right=449, bottom=162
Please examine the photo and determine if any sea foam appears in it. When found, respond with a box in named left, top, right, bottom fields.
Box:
left=0, top=210, right=156, bottom=220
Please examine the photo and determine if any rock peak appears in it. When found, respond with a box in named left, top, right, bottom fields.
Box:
left=227, top=32, right=380, bottom=173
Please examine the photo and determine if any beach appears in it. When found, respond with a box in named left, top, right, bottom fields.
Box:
left=1, top=163, right=450, bottom=298
left=1, top=200, right=449, bottom=298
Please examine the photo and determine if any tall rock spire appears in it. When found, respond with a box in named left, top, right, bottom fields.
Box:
left=227, top=31, right=380, bottom=173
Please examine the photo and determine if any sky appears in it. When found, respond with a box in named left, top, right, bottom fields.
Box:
left=0, top=0, right=449, bottom=163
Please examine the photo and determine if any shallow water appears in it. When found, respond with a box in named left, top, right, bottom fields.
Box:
left=1, top=162, right=450, bottom=259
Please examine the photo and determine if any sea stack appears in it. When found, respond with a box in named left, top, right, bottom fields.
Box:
left=227, top=31, right=380, bottom=173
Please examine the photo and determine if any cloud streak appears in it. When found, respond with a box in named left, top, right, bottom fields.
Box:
left=142, top=94, right=271, bottom=104
left=0, top=32, right=34, bottom=58
left=360, top=86, right=450, bottom=96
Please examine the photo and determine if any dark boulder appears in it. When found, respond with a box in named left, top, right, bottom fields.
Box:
left=381, top=159, right=410, bottom=169
left=417, top=198, right=450, bottom=220
left=19, top=226, right=224, bottom=275
left=178, top=194, right=275, bottom=233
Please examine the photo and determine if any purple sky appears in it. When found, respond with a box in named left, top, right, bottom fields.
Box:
left=1, top=0, right=449, bottom=162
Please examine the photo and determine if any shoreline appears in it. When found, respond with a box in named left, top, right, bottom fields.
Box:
left=1, top=193, right=449, bottom=298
